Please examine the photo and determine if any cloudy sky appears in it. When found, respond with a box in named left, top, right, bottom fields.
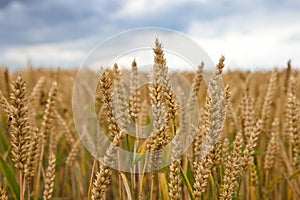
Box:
left=1, top=0, right=300, bottom=71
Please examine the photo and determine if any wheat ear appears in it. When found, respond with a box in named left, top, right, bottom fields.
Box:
left=261, top=70, right=278, bottom=130
left=24, top=127, right=39, bottom=183
left=28, top=76, right=45, bottom=127
left=10, top=74, right=30, bottom=169
left=240, top=92, right=256, bottom=141
left=34, top=82, right=57, bottom=200
left=92, top=69, right=127, bottom=200
left=147, top=39, right=171, bottom=168
left=0, top=89, right=12, bottom=115
left=55, top=110, right=75, bottom=146
left=242, top=119, right=262, bottom=170
left=129, top=59, right=141, bottom=120
left=10, top=74, right=31, bottom=200
left=220, top=131, right=244, bottom=200
left=112, top=63, right=131, bottom=132
left=286, top=91, right=299, bottom=166
left=168, top=104, right=187, bottom=200
left=264, top=118, right=280, bottom=172
left=197, top=56, right=226, bottom=159
left=40, top=82, right=57, bottom=144
left=92, top=131, right=125, bottom=200
left=43, top=153, right=56, bottom=200
left=2, top=67, right=10, bottom=98
left=0, top=185, right=8, bottom=200
left=193, top=150, right=214, bottom=198
left=192, top=57, right=226, bottom=198
left=284, top=60, right=292, bottom=94
left=97, top=69, right=119, bottom=138
left=168, top=157, right=182, bottom=200
left=66, top=139, right=81, bottom=167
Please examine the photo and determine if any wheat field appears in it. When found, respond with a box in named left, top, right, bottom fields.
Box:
left=0, top=40, right=300, bottom=200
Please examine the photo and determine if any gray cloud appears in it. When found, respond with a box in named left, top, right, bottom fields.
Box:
left=0, top=0, right=299, bottom=69
left=0, top=0, right=123, bottom=46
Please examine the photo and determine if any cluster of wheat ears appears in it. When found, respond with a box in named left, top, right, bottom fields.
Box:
left=0, top=40, right=300, bottom=200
